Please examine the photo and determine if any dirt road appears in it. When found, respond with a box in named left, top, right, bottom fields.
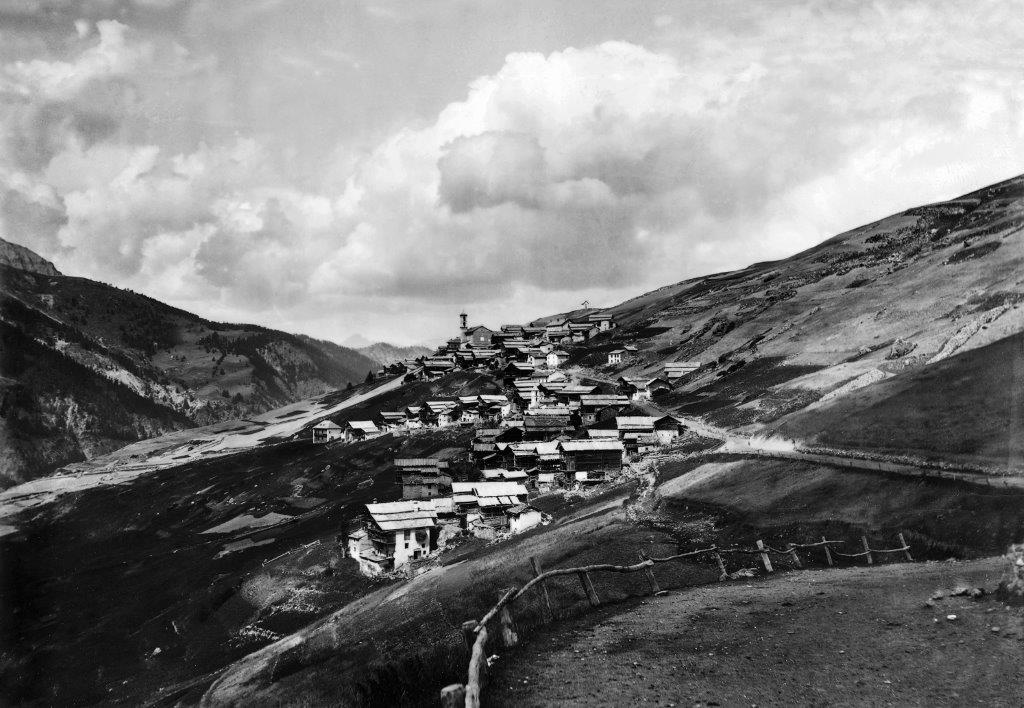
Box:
left=488, top=557, right=1023, bottom=707
left=630, top=398, right=1024, bottom=490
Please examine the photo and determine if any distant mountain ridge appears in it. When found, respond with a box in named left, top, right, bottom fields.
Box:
left=357, top=341, right=433, bottom=366
left=0, top=238, right=376, bottom=488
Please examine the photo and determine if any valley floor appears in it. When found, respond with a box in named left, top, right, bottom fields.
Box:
left=488, top=556, right=1023, bottom=707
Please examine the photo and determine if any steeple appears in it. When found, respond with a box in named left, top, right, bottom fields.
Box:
left=459, top=311, right=468, bottom=332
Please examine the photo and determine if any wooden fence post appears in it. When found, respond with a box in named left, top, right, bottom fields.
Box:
left=440, top=683, right=466, bottom=708
left=787, top=544, right=802, bottom=568
left=638, top=552, right=663, bottom=595
left=756, top=540, right=773, bottom=572
left=861, top=535, right=873, bottom=565
left=713, top=551, right=727, bottom=580
left=898, top=532, right=913, bottom=562
left=497, top=589, right=518, bottom=647
left=578, top=571, right=600, bottom=606
left=821, top=536, right=833, bottom=567
left=530, top=556, right=553, bottom=621
left=464, top=626, right=489, bottom=708
left=461, top=620, right=478, bottom=650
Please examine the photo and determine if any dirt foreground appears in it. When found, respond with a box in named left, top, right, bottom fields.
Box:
left=489, top=557, right=1023, bottom=707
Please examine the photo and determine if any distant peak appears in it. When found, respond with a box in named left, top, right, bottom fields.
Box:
left=0, top=238, right=61, bottom=276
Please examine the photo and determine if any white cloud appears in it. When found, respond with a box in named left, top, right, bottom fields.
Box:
left=3, top=20, right=150, bottom=102
left=2, top=1, right=1024, bottom=345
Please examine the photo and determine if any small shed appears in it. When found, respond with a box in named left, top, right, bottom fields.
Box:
left=506, top=504, right=544, bottom=534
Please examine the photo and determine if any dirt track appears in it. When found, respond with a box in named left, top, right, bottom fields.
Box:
left=488, top=557, right=1024, bottom=707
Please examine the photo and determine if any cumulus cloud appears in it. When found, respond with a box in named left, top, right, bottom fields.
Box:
left=4, top=20, right=148, bottom=101
left=438, top=131, right=546, bottom=212
left=2, top=1, right=1024, bottom=345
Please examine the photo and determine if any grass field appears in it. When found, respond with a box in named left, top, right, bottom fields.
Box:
left=776, top=330, right=1024, bottom=471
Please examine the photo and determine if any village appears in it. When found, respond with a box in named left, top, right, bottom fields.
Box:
left=309, top=311, right=702, bottom=577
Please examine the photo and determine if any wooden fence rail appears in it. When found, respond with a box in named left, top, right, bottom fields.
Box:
left=441, top=533, right=913, bottom=708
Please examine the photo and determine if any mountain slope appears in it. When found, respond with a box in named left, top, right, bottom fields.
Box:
left=0, top=243, right=376, bottom=487
left=559, top=173, right=1024, bottom=468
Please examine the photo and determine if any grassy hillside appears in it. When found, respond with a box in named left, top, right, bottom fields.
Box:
left=550, top=173, right=1024, bottom=468
left=774, top=329, right=1024, bottom=469
left=0, top=258, right=376, bottom=486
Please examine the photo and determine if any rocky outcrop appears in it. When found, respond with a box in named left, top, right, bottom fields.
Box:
left=0, top=237, right=61, bottom=276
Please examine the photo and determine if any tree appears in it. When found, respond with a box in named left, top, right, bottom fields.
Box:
left=346, top=382, right=354, bottom=391
left=365, top=371, right=375, bottom=384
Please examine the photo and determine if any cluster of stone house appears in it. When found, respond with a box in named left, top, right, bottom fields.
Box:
left=343, top=393, right=687, bottom=576
left=337, top=311, right=699, bottom=577
left=411, top=310, right=617, bottom=380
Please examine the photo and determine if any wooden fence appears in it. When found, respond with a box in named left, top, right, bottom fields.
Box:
left=440, top=533, right=913, bottom=708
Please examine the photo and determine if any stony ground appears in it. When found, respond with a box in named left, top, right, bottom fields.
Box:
left=488, top=557, right=1023, bottom=707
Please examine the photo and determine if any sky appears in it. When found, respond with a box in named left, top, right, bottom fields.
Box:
left=1, top=1, right=1023, bottom=346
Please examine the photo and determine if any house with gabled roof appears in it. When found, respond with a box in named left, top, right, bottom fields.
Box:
left=654, top=415, right=688, bottom=444
left=451, top=481, right=530, bottom=532
left=344, top=420, right=381, bottom=442
left=312, top=420, right=343, bottom=443
left=557, top=439, right=625, bottom=482
left=394, top=448, right=464, bottom=499
left=588, top=312, right=616, bottom=331
left=462, top=325, right=496, bottom=347
left=619, top=376, right=672, bottom=401
left=546, top=349, right=570, bottom=368
left=422, top=355, right=456, bottom=379
left=607, top=349, right=625, bottom=365
left=403, top=405, right=424, bottom=428
left=578, top=393, right=630, bottom=424
left=523, top=406, right=576, bottom=440
left=567, top=322, right=598, bottom=342
left=358, top=500, right=439, bottom=576
left=664, top=361, right=701, bottom=381
left=422, top=400, right=462, bottom=427
left=375, top=411, right=407, bottom=431
left=554, top=383, right=599, bottom=408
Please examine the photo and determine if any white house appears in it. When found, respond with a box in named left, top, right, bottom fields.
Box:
left=358, top=500, right=438, bottom=576
left=607, top=349, right=625, bottom=365
left=546, top=350, right=569, bottom=368
left=312, top=420, right=343, bottom=443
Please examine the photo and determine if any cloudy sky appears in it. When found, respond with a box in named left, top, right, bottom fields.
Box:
left=2, top=1, right=1023, bottom=345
